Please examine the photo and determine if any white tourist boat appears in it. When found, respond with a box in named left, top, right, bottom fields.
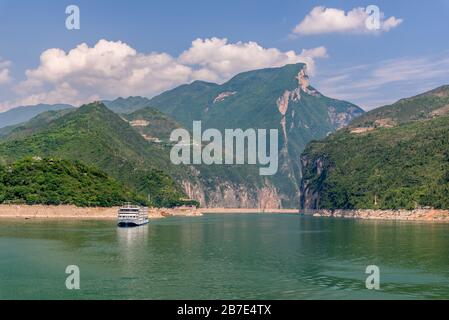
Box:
left=117, top=204, right=149, bottom=227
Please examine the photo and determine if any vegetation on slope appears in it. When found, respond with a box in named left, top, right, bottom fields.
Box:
left=349, top=85, right=449, bottom=128
left=302, top=115, right=449, bottom=210
left=124, top=106, right=182, bottom=142
left=0, top=157, right=145, bottom=207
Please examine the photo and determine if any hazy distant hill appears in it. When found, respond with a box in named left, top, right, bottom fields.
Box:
left=0, top=96, right=152, bottom=132
left=0, top=108, right=74, bottom=139
left=301, top=85, right=449, bottom=210
left=0, top=104, right=74, bottom=129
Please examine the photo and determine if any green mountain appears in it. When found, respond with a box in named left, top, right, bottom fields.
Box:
left=0, top=102, right=189, bottom=208
left=103, top=96, right=152, bottom=114
left=0, top=104, right=74, bottom=129
left=349, top=85, right=449, bottom=129
left=0, top=97, right=154, bottom=138
left=300, top=86, right=449, bottom=210
left=147, top=63, right=364, bottom=208
left=0, top=157, right=144, bottom=207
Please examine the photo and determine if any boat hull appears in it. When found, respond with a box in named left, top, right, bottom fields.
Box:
left=117, top=220, right=149, bottom=228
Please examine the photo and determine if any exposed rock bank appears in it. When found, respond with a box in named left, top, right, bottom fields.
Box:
left=309, top=209, right=449, bottom=222
left=0, top=205, right=203, bottom=220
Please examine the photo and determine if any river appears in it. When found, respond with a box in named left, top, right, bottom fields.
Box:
left=0, top=214, right=448, bottom=299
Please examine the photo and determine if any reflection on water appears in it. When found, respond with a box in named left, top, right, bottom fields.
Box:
left=117, top=226, right=149, bottom=250
left=115, top=225, right=150, bottom=290
left=0, top=215, right=449, bottom=299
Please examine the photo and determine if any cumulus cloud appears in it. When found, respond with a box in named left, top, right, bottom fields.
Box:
left=179, top=37, right=326, bottom=81
left=5, top=38, right=327, bottom=108
left=0, top=58, right=11, bottom=84
left=293, top=6, right=403, bottom=35
left=16, top=40, right=192, bottom=100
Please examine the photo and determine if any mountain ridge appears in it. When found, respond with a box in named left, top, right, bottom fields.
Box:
left=0, top=104, right=74, bottom=129
left=348, top=85, right=449, bottom=129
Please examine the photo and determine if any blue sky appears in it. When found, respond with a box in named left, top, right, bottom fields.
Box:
left=0, top=0, right=448, bottom=111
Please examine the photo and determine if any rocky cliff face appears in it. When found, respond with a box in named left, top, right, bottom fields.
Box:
left=300, top=155, right=327, bottom=209
left=328, top=106, right=362, bottom=130
left=147, top=63, right=364, bottom=208
left=181, top=178, right=282, bottom=209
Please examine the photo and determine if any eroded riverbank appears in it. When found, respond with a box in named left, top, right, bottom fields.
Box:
left=0, top=205, right=202, bottom=219
left=309, top=209, right=449, bottom=222
left=0, top=205, right=301, bottom=220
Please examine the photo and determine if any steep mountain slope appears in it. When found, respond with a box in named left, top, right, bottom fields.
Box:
left=148, top=63, right=364, bottom=207
left=0, top=102, right=188, bottom=207
left=301, top=86, right=449, bottom=210
left=0, top=157, right=144, bottom=207
left=123, top=107, right=182, bottom=142
left=0, top=104, right=74, bottom=129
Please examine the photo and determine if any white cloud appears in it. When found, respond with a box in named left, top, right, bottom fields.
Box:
left=3, top=38, right=327, bottom=109
left=0, top=58, right=11, bottom=84
left=179, top=37, right=327, bottom=81
left=293, top=6, right=402, bottom=35
left=16, top=40, right=193, bottom=100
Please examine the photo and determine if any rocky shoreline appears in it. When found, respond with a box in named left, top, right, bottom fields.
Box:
left=4, top=205, right=445, bottom=223
left=199, top=208, right=299, bottom=214
left=309, top=209, right=449, bottom=222
left=0, top=205, right=203, bottom=220
left=0, top=205, right=298, bottom=220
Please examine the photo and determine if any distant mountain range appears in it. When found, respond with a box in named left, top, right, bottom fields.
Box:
left=301, top=85, right=449, bottom=210
left=0, top=97, right=155, bottom=131
left=0, top=63, right=364, bottom=208
left=0, top=104, right=74, bottom=129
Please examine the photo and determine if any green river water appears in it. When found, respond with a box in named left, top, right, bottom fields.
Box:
left=0, top=213, right=448, bottom=299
